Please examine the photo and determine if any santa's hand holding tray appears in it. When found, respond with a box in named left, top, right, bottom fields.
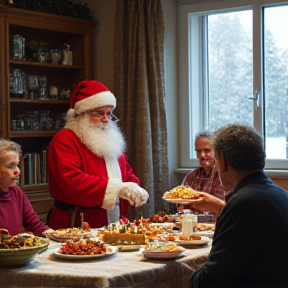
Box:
left=46, top=79, right=149, bottom=230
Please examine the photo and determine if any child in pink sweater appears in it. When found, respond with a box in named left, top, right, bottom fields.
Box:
left=0, top=139, right=53, bottom=236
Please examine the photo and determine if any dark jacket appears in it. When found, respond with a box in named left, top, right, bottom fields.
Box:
left=191, top=171, right=288, bottom=288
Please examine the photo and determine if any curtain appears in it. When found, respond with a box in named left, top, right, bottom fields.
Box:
left=114, top=0, right=169, bottom=220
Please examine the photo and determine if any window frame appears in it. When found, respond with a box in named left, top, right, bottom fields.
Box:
left=178, top=0, right=288, bottom=169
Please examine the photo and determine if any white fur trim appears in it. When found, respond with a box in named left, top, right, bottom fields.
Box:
left=102, top=157, right=122, bottom=215
left=66, top=109, right=75, bottom=122
left=105, top=157, right=122, bottom=179
left=74, top=91, right=116, bottom=115
left=107, top=203, right=120, bottom=224
left=102, top=179, right=122, bottom=210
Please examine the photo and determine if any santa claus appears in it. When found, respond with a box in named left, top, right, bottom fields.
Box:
left=47, top=79, right=149, bottom=229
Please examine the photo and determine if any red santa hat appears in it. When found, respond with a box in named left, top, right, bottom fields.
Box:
left=66, top=79, right=116, bottom=121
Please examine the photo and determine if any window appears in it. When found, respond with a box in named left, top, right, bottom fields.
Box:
left=178, top=0, right=288, bottom=169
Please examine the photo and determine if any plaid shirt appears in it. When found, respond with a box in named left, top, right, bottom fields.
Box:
left=184, top=164, right=225, bottom=201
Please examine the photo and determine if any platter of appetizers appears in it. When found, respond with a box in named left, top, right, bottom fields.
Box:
left=142, top=241, right=185, bottom=259
left=162, top=186, right=203, bottom=204
left=53, top=239, right=117, bottom=260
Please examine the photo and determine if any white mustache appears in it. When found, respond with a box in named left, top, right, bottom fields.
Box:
left=96, top=123, right=109, bottom=131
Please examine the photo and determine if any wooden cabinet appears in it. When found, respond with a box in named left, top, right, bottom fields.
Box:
left=0, top=4, right=96, bottom=221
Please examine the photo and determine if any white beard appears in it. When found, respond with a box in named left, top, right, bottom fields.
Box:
left=65, top=113, right=126, bottom=160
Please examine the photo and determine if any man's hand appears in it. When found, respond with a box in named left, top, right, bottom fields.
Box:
left=188, top=192, right=225, bottom=215
left=118, top=182, right=149, bottom=207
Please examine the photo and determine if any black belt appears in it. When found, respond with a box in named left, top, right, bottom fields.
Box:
left=54, top=199, right=99, bottom=211
left=54, top=199, right=79, bottom=211
left=54, top=199, right=100, bottom=228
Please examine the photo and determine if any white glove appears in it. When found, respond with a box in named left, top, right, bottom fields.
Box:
left=118, top=182, right=149, bottom=207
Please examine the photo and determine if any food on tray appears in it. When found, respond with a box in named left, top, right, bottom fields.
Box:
left=0, top=233, right=48, bottom=249
left=13, top=233, right=44, bottom=247
left=142, top=224, right=165, bottom=237
left=189, top=234, right=201, bottom=240
left=162, top=185, right=200, bottom=200
left=82, top=222, right=90, bottom=231
left=0, top=228, right=10, bottom=242
left=102, top=232, right=145, bottom=245
left=0, top=228, right=9, bottom=235
left=148, top=213, right=176, bottom=223
left=164, top=234, right=200, bottom=242
left=145, top=241, right=181, bottom=252
left=98, top=221, right=166, bottom=245
left=162, top=235, right=177, bottom=242
left=178, top=235, right=188, bottom=240
left=131, top=213, right=176, bottom=225
left=53, top=228, right=83, bottom=237
left=59, top=240, right=107, bottom=255
left=98, top=222, right=145, bottom=245
left=147, top=234, right=162, bottom=241
left=49, top=227, right=91, bottom=242
left=194, top=223, right=215, bottom=232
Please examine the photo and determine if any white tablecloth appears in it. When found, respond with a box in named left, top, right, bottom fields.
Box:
left=0, top=241, right=211, bottom=288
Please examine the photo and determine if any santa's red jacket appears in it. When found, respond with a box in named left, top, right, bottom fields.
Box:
left=47, top=128, right=140, bottom=229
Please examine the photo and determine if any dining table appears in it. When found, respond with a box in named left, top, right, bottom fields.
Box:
left=0, top=240, right=211, bottom=288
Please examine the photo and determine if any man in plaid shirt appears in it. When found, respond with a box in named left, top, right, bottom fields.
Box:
left=184, top=131, right=225, bottom=201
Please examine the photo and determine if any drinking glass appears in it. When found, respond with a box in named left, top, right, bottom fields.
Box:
left=50, top=49, right=61, bottom=64
left=12, top=69, right=24, bottom=95
left=38, top=76, right=48, bottom=100
left=28, top=75, right=39, bottom=99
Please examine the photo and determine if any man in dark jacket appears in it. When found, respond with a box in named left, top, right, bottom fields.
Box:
left=190, top=124, right=288, bottom=288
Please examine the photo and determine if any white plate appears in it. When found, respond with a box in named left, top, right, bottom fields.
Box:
left=143, top=247, right=185, bottom=259
left=53, top=245, right=117, bottom=260
left=150, top=222, right=174, bottom=228
left=197, top=231, right=214, bottom=238
left=162, top=198, right=203, bottom=205
left=178, top=237, right=210, bottom=247
left=48, top=230, right=92, bottom=243
left=117, top=245, right=142, bottom=252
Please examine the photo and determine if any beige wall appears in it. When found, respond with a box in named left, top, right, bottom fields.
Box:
left=86, top=0, right=116, bottom=90
left=86, top=0, right=179, bottom=189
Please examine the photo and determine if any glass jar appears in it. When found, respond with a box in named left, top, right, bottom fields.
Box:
left=50, top=49, right=61, bottom=64
left=50, top=84, right=58, bottom=100
left=62, top=43, right=73, bottom=65
left=11, top=69, right=24, bottom=97
left=36, top=49, right=49, bottom=63
left=10, top=35, right=25, bottom=60
left=11, top=119, right=17, bottom=131
left=59, top=87, right=71, bottom=100
left=39, top=110, right=50, bottom=130
left=38, top=76, right=48, bottom=100
left=28, top=75, right=39, bottom=99
left=29, top=111, right=39, bottom=131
